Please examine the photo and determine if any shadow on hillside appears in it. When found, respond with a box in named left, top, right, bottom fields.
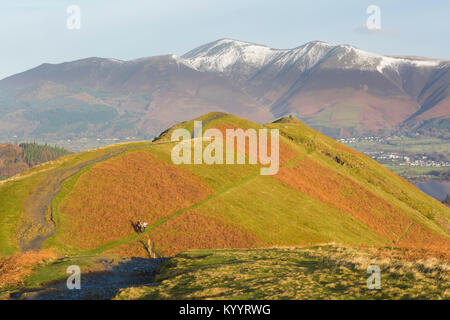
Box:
left=11, top=257, right=169, bottom=300
left=130, top=220, right=140, bottom=233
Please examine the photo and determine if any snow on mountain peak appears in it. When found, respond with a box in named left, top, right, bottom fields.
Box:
left=182, top=39, right=284, bottom=73
left=272, top=41, right=337, bottom=71
left=181, top=39, right=354, bottom=75
left=181, top=39, right=444, bottom=76
left=331, top=45, right=442, bottom=73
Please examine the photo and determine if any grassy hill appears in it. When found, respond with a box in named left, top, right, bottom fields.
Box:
left=1, top=112, right=450, bottom=299
left=0, top=112, right=449, bottom=261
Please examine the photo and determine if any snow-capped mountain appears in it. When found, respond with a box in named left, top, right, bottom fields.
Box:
left=182, top=39, right=444, bottom=76
left=182, top=39, right=448, bottom=134
left=0, top=39, right=448, bottom=143
left=182, top=39, right=282, bottom=73
left=182, top=39, right=343, bottom=77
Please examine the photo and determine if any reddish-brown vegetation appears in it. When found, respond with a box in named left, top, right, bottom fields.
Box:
left=148, top=210, right=261, bottom=256
left=105, top=240, right=152, bottom=258
left=275, top=157, right=450, bottom=257
left=396, top=223, right=450, bottom=259
left=0, top=143, right=27, bottom=178
left=0, top=142, right=70, bottom=179
left=59, top=151, right=213, bottom=249
left=0, top=250, right=57, bottom=287
left=334, top=144, right=361, bottom=156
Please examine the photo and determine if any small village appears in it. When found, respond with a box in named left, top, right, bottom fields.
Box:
left=356, top=150, right=450, bottom=168
left=339, top=136, right=450, bottom=168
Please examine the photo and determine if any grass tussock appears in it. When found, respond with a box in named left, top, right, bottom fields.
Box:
left=114, top=245, right=450, bottom=300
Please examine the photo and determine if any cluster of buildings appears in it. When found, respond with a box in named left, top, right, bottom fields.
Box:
left=365, top=152, right=450, bottom=167
left=337, top=136, right=386, bottom=144
left=339, top=136, right=450, bottom=168
left=399, top=156, right=450, bottom=167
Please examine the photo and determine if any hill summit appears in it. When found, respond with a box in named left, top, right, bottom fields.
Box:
left=0, top=113, right=449, bottom=259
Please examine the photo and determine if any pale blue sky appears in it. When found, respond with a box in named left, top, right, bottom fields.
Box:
left=0, top=0, right=448, bottom=79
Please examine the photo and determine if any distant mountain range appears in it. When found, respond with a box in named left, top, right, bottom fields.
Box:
left=0, top=39, right=448, bottom=144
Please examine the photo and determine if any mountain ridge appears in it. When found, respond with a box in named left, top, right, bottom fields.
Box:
left=182, top=38, right=446, bottom=75
left=0, top=39, right=448, bottom=145
left=0, top=112, right=449, bottom=259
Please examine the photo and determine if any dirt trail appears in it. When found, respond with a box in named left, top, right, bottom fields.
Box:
left=10, top=256, right=167, bottom=300
left=17, top=145, right=148, bottom=252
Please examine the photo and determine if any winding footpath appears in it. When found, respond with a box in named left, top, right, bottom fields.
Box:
left=18, top=144, right=151, bottom=252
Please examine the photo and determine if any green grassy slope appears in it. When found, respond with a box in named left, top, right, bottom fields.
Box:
left=0, top=112, right=449, bottom=259
left=0, top=142, right=149, bottom=256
